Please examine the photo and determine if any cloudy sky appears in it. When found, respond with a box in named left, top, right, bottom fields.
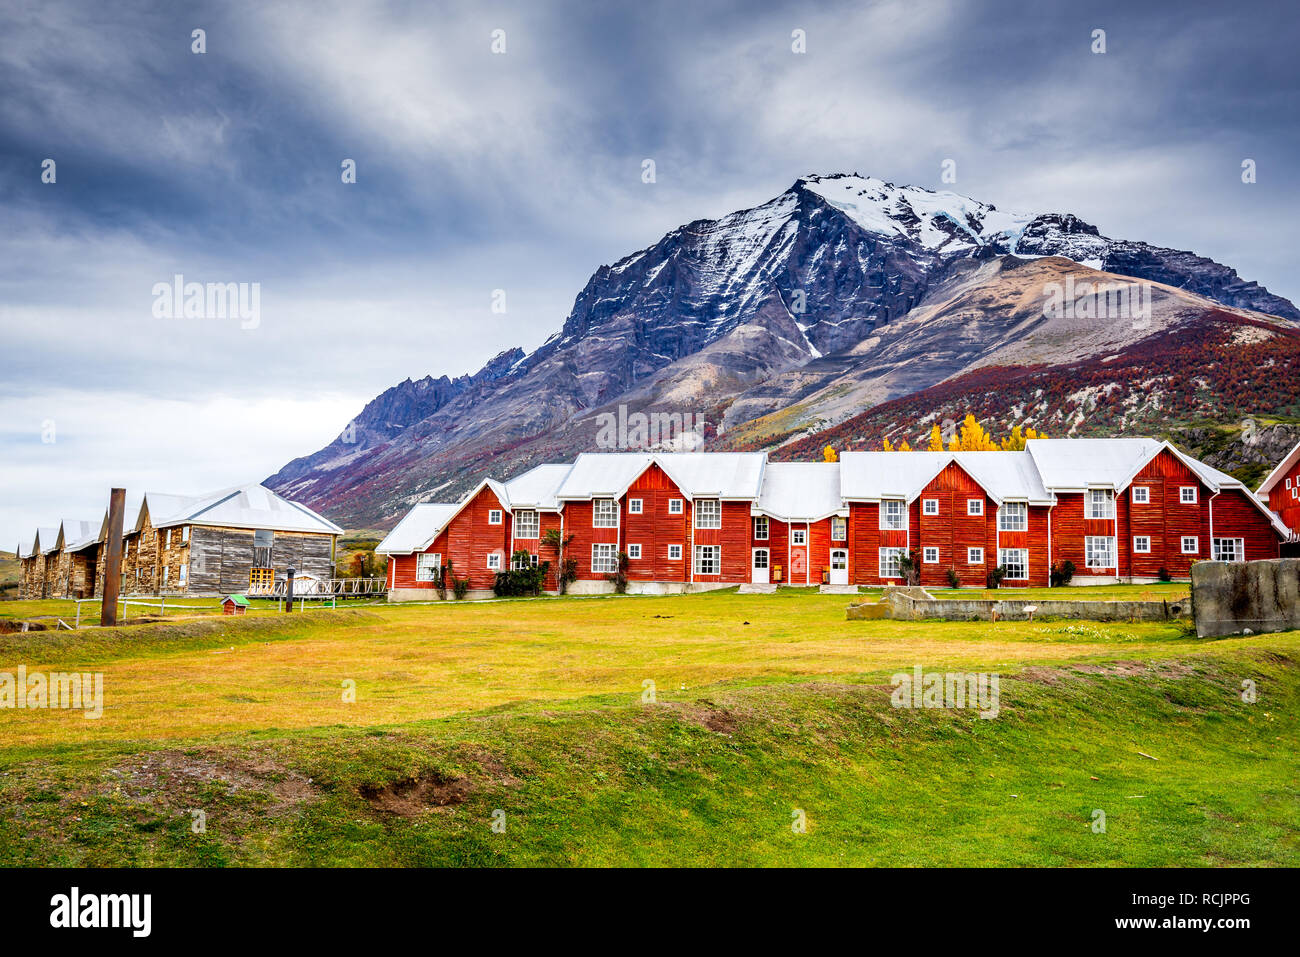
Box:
left=2, top=0, right=1297, bottom=546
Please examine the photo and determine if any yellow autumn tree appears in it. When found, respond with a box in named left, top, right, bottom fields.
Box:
left=1000, top=424, right=1048, bottom=450
left=927, top=424, right=944, bottom=451
left=951, top=413, right=998, bottom=451
left=823, top=445, right=838, bottom=462
left=881, top=437, right=894, bottom=451
left=899, top=439, right=912, bottom=451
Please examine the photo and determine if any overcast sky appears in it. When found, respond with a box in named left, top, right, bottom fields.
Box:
left=3, top=0, right=1298, bottom=546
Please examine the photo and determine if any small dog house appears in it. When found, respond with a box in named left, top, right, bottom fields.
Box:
left=221, top=594, right=250, bottom=616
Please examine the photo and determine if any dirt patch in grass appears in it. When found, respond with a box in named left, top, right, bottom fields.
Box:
left=359, top=771, right=472, bottom=817
left=0, top=619, right=47, bottom=633
left=106, top=748, right=318, bottom=814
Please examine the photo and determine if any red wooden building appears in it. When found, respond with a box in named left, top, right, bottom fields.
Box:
left=378, top=439, right=1289, bottom=599
left=1257, top=439, right=1300, bottom=555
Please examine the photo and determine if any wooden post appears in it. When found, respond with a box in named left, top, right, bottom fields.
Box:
left=285, top=567, right=295, bottom=613
left=100, top=488, right=126, bottom=627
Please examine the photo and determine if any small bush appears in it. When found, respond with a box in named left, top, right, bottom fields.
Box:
left=1050, top=560, right=1075, bottom=587
left=493, top=551, right=551, bottom=596
left=606, top=552, right=630, bottom=594
left=1158, top=566, right=1172, bottom=582
left=946, top=567, right=961, bottom=589
left=986, top=565, right=1007, bottom=589
left=451, top=577, right=470, bottom=600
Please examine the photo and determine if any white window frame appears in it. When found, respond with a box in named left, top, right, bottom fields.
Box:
left=668, top=499, right=683, bottom=514
left=513, top=509, right=539, bottom=539
left=668, top=544, right=682, bottom=561
left=1085, top=535, right=1116, bottom=569
left=179, top=563, right=188, bottom=585
left=694, top=544, right=720, bottom=576
left=591, top=543, right=618, bottom=574
left=181, top=526, right=190, bottom=543
left=1181, top=536, right=1199, bottom=555
left=627, top=543, right=642, bottom=560
left=1133, top=536, right=1151, bottom=554
left=1212, top=537, right=1244, bottom=562
left=923, top=546, right=939, bottom=564
left=878, top=547, right=905, bottom=580
left=967, top=547, right=984, bottom=565
left=488, top=509, right=503, bottom=525
left=922, top=498, right=938, bottom=515
left=592, top=499, right=618, bottom=528
left=1087, top=489, right=1115, bottom=520
left=1131, top=486, right=1150, bottom=504
left=752, top=548, right=769, bottom=570
left=416, top=552, right=442, bottom=582
left=162, top=566, right=170, bottom=585
left=831, top=516, right=846, bottom=540
left=511, top=553, right=539, bottom=570
left=628, top=498, right=643, bottom=514
left=967, top=499, right=983, bottom=516
left=880, top=499, right=906, bottom=530
left=753, top=516, right=769, bottom=540
left=791, top=528, right=807, bottom=546
left=486, top=553, right=502, bottom=571
left=999, top=548, right=1028, bottom=580
left=1180, top=486, right=1198, bottom=505
left=694, top=499, right=721, bottom=529
left=998, top=502, right=1027, bottom=532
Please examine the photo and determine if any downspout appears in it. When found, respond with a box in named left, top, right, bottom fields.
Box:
left=1047, top=498, right=1053, bottom=588
left=1209, top=489, right=1219, bottom=558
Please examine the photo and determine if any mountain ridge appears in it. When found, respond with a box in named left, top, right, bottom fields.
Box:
left=266, top=173, right=1299, bottom=528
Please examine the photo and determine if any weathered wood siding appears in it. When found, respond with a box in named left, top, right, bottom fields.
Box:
left=188, top=526, right=335, bottom=594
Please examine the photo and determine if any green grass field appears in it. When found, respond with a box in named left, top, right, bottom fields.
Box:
left=0, top=587, right=1295, bottom=866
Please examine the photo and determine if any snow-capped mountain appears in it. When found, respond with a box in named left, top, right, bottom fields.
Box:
left=267, top=174, right=1299, bottom=528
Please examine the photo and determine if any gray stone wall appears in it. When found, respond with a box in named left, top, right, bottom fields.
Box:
left=1191, top=559, right=1300, bottom=638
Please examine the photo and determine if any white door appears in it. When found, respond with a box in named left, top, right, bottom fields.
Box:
left=752, top=548, right=770, bottom=584
left=829, top=549, right=849, bottom=585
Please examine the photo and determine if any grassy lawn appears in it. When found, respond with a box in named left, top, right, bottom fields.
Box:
left=0, top=587, right=1295, bottom=866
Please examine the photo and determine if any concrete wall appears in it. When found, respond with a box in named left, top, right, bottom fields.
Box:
left=1191, top=558, right=1300, bottom=638
left=848, top=588, right=1191, bottom=622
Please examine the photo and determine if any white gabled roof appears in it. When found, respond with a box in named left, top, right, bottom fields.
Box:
left=134, top=483, right=342, bottom=535
left=840, top=451, right=955, bottom=501
left=375, top=503, right=460, bottom=555
left=556, top=453, right=655, bottom=500
left=656, top=452, right=767, bottom=499
left=957, top=451, right=1053, bottom=504
left=1257, top=438, right=1300, bottom=497
left=839, top=450, right=1052, bottom=504
left=555, top=452, right=767, bottom=501
left=504, top=464, right=573, bottom=510
left=36, top=526, right=60, bottom=555
left=1025, top=438, right=1163, bottom=491
left=58, top=518, right=102, bottom=552
left=755, top=462, right=844, bottom=521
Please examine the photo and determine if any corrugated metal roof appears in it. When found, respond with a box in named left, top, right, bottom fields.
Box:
left=956, top=451, right=1053, bottom=503
left=504, top=464, right=573, bottom=509
left=1025, top=438, right=1162, bottom=490
left=145, top=483, right=343, bottom=534
left=556, top=453, right=655, bottom=499
left=375, top=503, right=459, bottom=554
left=59, top=518, right=101, bottom=552
left=556, top=452, right=767, bottom=500
left=755, top=462, right=843, bottom=520
left=656, top=452, right=767, bottom=499
left=840, top=451, right=953, bottom=500
left=36, top=526, right=60, bottom=555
